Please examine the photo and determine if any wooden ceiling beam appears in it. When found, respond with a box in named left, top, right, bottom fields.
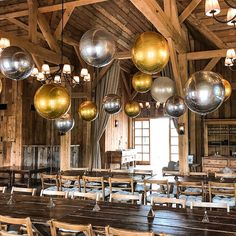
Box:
left=130, top=0, right=187, bottom=53
left=115, top=51, right=131, bottom=60
left=0, top=29, right=68, bottom=64
left=187, top=49, right=231, bottom=60
left=179, top=0, right=202, bottom=23
left=54, top=6, right=75, bottom=40
left=0, top=0, right=108, bottom=20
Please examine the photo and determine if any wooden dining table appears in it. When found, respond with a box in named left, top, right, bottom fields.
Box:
left=0, top=193, right=236, bottom=235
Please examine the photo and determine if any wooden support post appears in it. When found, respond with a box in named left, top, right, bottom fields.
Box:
left=60, top=131, right=71, bottom=171
left=10, top=81, right=23, bottom=166
left=178, top=54, right=189, bottom=175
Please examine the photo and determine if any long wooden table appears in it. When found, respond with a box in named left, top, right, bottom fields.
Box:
left=0, top=166, right=50, bottom=187
left=0, top=194, right=236, bottom=235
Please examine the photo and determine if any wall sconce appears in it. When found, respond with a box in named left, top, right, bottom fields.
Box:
left=115, top=119, right=119, bottom=127
left=178, top=123, right=185, bottom=135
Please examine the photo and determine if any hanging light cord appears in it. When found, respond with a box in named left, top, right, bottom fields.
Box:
left=61, top=0, right=64, bottom=65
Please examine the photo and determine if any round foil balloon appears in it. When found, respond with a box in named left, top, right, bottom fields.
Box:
left=78, top=101, right=98, bottom=121
left=55, top=114, right=75, bottom=135
left=165, top=95, right=186, bottom=118
left=132, top=71, right=152, bottom=93
left=0, top=79, right=2, bottom=94
left=151, top=77, right=176, bottom=103
left=34, top=84, right=71, bottom=120
left=0, top=46, right=34, bottom=80
left=184, top=71, right=225, bottom=115
left=124, top=101, right=141, bottom=118
left=221, top=78, right=232, bottom=101
left=131, top=32, right=169, bottom=74
left=103, top=94, right=121, bottom=114
left=79, top=28, right=116, bottom=67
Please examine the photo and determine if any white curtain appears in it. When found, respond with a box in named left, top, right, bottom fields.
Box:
left=91, top=60, right=120, bottom=168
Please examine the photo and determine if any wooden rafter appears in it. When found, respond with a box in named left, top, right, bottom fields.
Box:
left=177, top=2, right=227, bottom=49
left=130, top=0, right=187, bottom=53
left=187, top=49, right=232, bottom=60
left=179, top=0, right=202, bottom=23
left=203, top=57, right=221, bottom=71
left=0, top=29, right=69, bottom=64
left=54, top=6, right=75, bottom=39
left=0, top=0, right=108, bottom=20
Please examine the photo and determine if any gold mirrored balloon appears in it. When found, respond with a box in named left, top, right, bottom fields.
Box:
left=132, top=32, right=169, bottom=74
left=221, top=78, right=232, bottom=101
left=34, top=83, right=71, bottom=120
left=124, top=101, right=141, bottom=118
left=132, top=71, right=152, bottom=93
left=78, top=101, right=98, bottom=122
left=0, top=79, right=2, bottom=94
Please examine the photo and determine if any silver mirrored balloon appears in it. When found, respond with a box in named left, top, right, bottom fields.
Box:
left=55, top=114, right=75, bottom=135
left=79, top=28, right=116, bottom=68
left=165, top=95, right=186, bottom=118
left=0, top=46, right=34, bottom=80
left=103, top=94, right=121, bottom=114
left=151, top=77, right=176, bottom=103
left=184, top=71, right=225, bottom=115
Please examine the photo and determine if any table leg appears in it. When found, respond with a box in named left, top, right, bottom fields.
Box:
left=28, top=173, right=32, bottom=188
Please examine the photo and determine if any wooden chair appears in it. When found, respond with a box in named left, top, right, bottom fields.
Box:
left=59, top=175, right=81, bottom=194
left=0, top=187, right=6, bottom=193
left=83, top=176, right=107, bottom=201
left=190, top=201, right=230, bottom=212
left=71, top=191, right=101, bottom=201
left=176, top=181, right=204, bottom=206
left=0, top=215, right=34, bottom=236
left=133, top=169, right=153, bottom=192
left=109, top=193, right=142, bottom=204
left=109, top=177, right=134, bottom=194
left=144, top=179, right=171, bottom=204
left=49, top=220, right=93, bottom=236
left=40, top=173, right=59, bottom=191
left=11, top=187, right=37, bottom=196
left=208, top=182, right=236, bottom=207
left=40, top=189, right=68, bottom=198
left=105, top=226, right=154, bottom=236
left=151, top=196, right=186, bottom=208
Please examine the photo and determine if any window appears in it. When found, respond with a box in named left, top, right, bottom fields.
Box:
left=134, top=119, right=150, bottom=163
left=170, top=120, right=179, bottom=162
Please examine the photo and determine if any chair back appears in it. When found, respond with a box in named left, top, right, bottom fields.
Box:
left=93, top=168, right=111, bottom=173
left=49, top=220, right=93, bottom=236
left=59, top=175, right=81, bottom=192
left=40, top=189, right=68, bottom=198
left=105, top=226, right=154, bottom=236
left=40, top=173, right=59, bottom=190
left=215, top=173, right=236, bottom=179
left=151, top=196, right=186, bottom=208
left=176, top=181, right=204, bottom=197
left=190, top=201, right=230, bottom=212
left=143, top=179, right=169, bottom=204
left=109, top=193, right=142, bottom=204
left=83, top=176, right=105, bottom=200
left=109, top=177, right=134, bottom=194
left=189, top=172, right=208, bottom=177
left=72, top=191, right=101, bottom=201
left=0, top=187, right=6, bottom=194
left=0, top=215, right=33, bottom=236
left=11, top=187, right=37, bottom=196
left=208, top=182, right=235, bottom=202
left=133, top=169, right=153, bottom=177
